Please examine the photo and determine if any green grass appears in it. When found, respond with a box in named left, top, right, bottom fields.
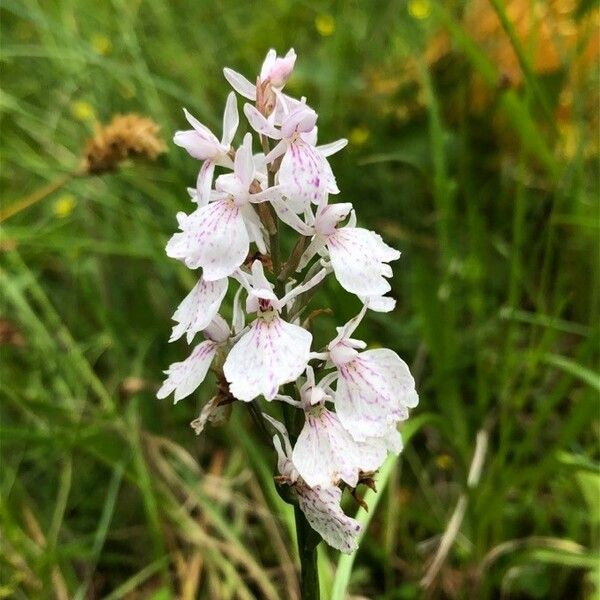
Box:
left=1, top=0, right=599, bottom=598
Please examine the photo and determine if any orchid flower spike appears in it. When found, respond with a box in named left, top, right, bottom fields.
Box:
left=161, top=48, right=421, bottom=560
left=173, top=92, right=239, bottom=204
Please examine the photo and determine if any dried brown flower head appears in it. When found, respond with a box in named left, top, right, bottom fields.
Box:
left=83, top=114, right=166, bottom=175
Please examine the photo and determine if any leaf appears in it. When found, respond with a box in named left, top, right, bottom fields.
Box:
left=543, top=354, right=600, bottom=391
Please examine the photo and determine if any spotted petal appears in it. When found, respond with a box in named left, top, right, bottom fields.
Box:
left=165, top=199, right=249, bottom=281
left=157, top=340, right=218, bottom=403
left=327, top=227, right=400, bottom=297
left=279, top=142, right=335, bottom=208
left=170, top=278, right=228, bottom=344
left=292, top=406, right=389, bottom=488
left=296, top=484, right=361, bottom=554
left=223, top=316, right=312, bottom=401
left=335, top=349, right=416, bottom=441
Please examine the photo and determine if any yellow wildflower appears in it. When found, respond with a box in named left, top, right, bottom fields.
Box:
left=409, top=0, right=431, bottom=20
left=71, top=101, right=95, bottom=122
left=53, top=194, right=76, bottom=218
left=315, top=14, right=335, bottom=37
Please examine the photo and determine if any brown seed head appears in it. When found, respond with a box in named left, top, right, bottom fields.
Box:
left=83, top=114, right=166, bottom=174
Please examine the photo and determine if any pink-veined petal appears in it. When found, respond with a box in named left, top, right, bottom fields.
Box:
left=363, top=348, right=419, bottom=409
left=239, top=204, right=267, bottom=254
left=279, top=142, right=331, bottom=206
left=223, top=68, right=257, bottom=100
left=383, top=426, right=403, bottom=455
left=335, top=349, right=416, bottom=441
left=223, top=316, right=312, bottom=401
left=292, top=407, right=388, bottom=488
left=323, top=154, right=340, bottom=194
left=165, top=199, right=249, bottom=280
left=170, top=278, right=229, bottom=344
left=327, top=227, right=400, bottom=297
left=273, top=93, right=305, bottom=125
left=296, top=484, right=361, bottom=554
left=302, top=127, right=318, bottom=146
left=280, top=105, right=318, bottom=138
left=157, top=340, right=218, bottom=403
left=314, top=203, right=353, bottom=236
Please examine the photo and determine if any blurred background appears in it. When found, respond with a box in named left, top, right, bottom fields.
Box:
left=1, top=0, right=599, bottom=598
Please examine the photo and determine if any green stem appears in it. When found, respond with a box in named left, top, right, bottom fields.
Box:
left=294, top=506, right=321, bottom=600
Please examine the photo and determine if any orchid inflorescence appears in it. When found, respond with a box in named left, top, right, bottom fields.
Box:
left=158, top=48, right=418, bottom=554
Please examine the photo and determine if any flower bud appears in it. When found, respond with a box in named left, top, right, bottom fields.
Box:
left=267, top=49, right=297, bottom=88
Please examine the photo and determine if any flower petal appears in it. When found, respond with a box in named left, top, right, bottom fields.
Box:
left=235, top=132, right=254, bottom=188
left=364, top=348, right=419, bottom=409
left=243, top=104, right=282, bottom=139
left=157, top=340, right=217, bottom=403
left=292, top=407, right=388, bottom=488
left=165, top=199, right=249, bottom=280
left=359, top=294, right=396, bottom=313
left=279, top=142, right=332, bottom=207
left=296, top=484, right=361, bottom=554
left=174, top=130, right=218, bottom=161
left=335, top=349, right=416, bottom=441
left=182, top=108, right=219, bottom=140
left=318, top=138, right=348, bottom=157
left=268, top=48, right=296, bottom=88
left=223, top=316, right=312, bottom=401
left=260, top=49, right=277, bottom=81
left=327, top=227, right=400, bottom=297
left=271, top=197, right=314, bottom=234
left=223, top=68, right=257, bottom=100
left=170, top=277, right=228, bottom=344
left=221, top=92, right=239, bottom=147
left=196, top=160, right=215, bottom=206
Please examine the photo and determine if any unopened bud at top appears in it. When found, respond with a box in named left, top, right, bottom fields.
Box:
left=261, top=48, right=297, bottom=89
